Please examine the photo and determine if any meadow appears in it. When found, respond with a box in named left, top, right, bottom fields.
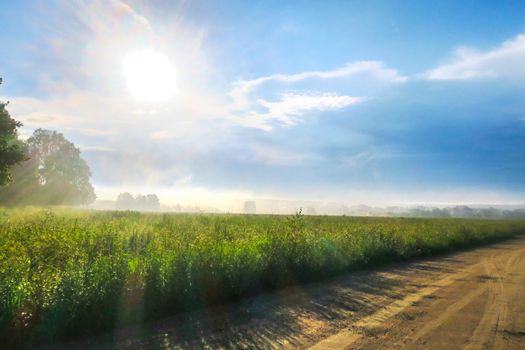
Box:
left=1, top=207, right=525, bottom=346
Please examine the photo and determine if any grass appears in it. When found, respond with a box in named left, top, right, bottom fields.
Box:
left=1, top=207, right=524, bottom=347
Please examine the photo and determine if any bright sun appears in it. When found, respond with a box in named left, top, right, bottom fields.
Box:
left=123, top=50, right=177, bottom=102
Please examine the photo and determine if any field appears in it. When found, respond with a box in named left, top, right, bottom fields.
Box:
left=1, top=208, right=525, bottom=347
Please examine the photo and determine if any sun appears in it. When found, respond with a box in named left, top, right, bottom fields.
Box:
left=123, top=50, right=177, bottom=102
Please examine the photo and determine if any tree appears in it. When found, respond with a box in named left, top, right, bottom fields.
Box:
left=145, top=194, right=160, bottom=211
left=116, top=192, right=135, bottom=210
left=26, top=129, right=96, bottom=205
left=243, top=200, right=256, bottom=214
left=0, top=129, right=96, bottom=205
left=0, top=78, right=27, bottom=185
left=115, top=192, right=160, bottom=211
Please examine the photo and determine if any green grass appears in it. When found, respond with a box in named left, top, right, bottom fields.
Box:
left=1, top=207, right=524, bottom=346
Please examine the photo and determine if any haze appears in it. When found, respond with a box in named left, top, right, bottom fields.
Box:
left=1, top=0, right=525, bottom=211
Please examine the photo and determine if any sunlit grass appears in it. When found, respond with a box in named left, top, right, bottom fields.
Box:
left=1, top=207, right=524, bottom=346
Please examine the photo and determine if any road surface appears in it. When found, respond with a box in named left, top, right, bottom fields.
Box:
left=47, top=236, right=525, bottom=349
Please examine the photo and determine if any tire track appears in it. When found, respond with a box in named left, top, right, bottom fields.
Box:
left=310, top=238, right=525, bottom=350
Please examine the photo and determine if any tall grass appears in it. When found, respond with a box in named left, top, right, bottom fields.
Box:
left=1, top=207, right=524, bottom=346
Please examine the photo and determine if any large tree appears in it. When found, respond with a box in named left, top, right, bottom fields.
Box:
left=0, top=129, right=96, bottom=205
left=26, top=129, right=96, bottom=205
left=0, top=78, right=27, bottom=185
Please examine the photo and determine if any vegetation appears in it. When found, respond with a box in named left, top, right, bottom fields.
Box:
left=0, top=129, right=96, bottom=206
left=1, top=207, right=524, bottom=347
left=0, top=78, right=27, bottom=186
left=116, top=192, right=160, bottom=211
left=0, top=78, right=95, bottom=207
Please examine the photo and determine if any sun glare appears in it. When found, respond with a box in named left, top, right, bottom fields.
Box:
left=123, top=50, right=177, bottom=102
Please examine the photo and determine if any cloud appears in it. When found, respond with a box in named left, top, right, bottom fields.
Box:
left=174, top=174, right=193, bottom=187
left=426, top=33, right=525, bottom=80
left=230, top=61, right=407, bottom=110
left=111, top=0, right=153, bottom=32
left=150, top=129, right=188, bottom=140
left=69, top=0, right=153, bottom=36
left=233, top=92, right=362, bottom=131
left=227, top=61, right=405, bottom=131
left=80, top=145, right=117, bottom=153
left=4, top=94, right=119, bottom=134
left=339, top=150, right=398, bottom=168
left=76, top=128, right=117, bottom=137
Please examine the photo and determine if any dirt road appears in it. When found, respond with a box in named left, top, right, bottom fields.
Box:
left=310, top=236, right=525, bottom=350
left=47, top=236, right=525, bottom=349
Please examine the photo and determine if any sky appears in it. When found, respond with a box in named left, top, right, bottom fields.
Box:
left=1, top=0, right=525, bottom=208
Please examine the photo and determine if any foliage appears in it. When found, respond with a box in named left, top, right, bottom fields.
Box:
left=0, top=129, right=96, bottom=206
left=0, top=78, right=27, bottom=186
left=0, top=208, right=524, bottom=347
left=400, top=205, right=525, bottom=219
left=116, top=192, right=160, bottom=211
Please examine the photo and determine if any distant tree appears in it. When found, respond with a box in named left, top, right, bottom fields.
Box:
left=135, top=194, right=147, bottom=210
left=243, top=200, right=256, bottom=214
left=146, top=194, right=160, bottom=211
left=0, top=78, right=27, bottom=186
left=116, top=192, right=135, bottom=210
left=115, top=192, right=160, bottom=211
left=476, top=207, right=500, bottom=219
left=306, top=207, right=316, bottom=215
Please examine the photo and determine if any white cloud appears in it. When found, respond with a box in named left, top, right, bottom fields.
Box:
left=151, top=130, right=176, bottom=140
left=426, top=33, right=525, bottom=80
left=174, top=174, right=193, bottom=187
left=232, top=92, right=362, bottom=131
left=230, top=61, right=407, bottom=110
left=4, top=94, right=121, bottom=135
left=76, top=128, right=117, bottom=137
left=80, top=145, right=117, bottom=153
left=150, top=129, right=189, bottom=140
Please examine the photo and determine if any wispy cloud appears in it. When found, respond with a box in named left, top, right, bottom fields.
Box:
left=81, top=145, right=117, bottom=153
left=339, top=150, right=398, bottom=168
left=111, top=0, right=153, bottom=32
left=426, top=33, right=525, bottom=80
left=67, top=0, right=154, bottom=36
left=228, top=61, right=405, bottom=131
left=77, top=128, right=117, bottom=137
left=230, top=61, right=407, bottom=110
left=150, top=129, right=191, bottom=140
left=233, top=92, right=362, bottom=131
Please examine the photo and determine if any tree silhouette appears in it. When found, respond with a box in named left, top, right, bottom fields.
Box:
left=0, top=78, right=27, bottom=185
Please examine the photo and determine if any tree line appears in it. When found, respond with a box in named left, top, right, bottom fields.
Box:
left=0, top=79, right=96, bottom=206
left=116, top=192, right=160, bottom=211
left=397, top=206, right=525, bottom=219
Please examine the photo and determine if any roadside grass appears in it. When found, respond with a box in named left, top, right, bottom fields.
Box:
left=1, top=207, right=524, bottom=347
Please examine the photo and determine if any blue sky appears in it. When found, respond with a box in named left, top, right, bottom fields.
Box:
left=1, top=0, right=525, bottom=207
